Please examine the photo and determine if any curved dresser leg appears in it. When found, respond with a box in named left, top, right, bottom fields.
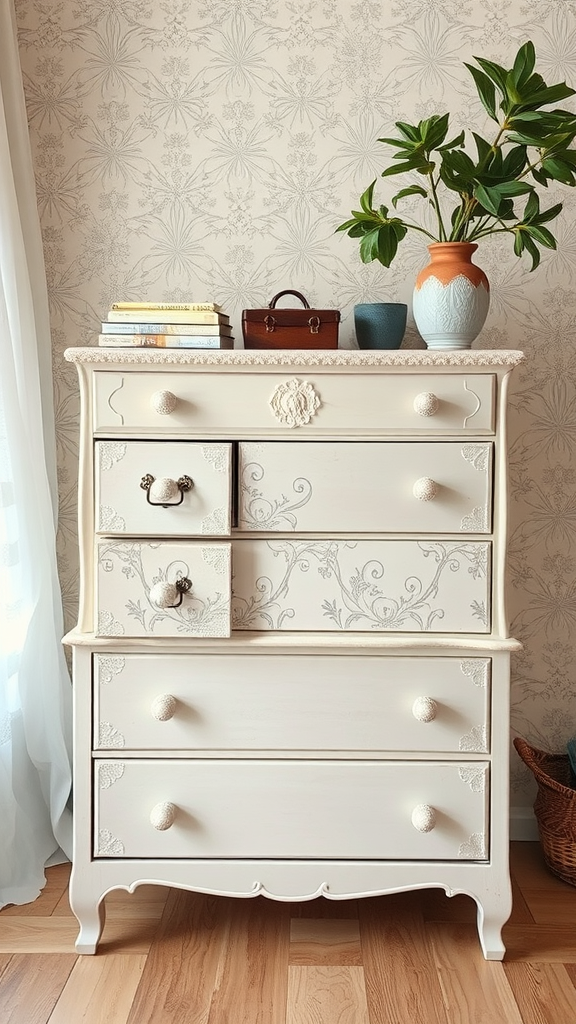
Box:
left=71, top=896, right=107, bottom=955
left=475, top=892, right=511, bottom=961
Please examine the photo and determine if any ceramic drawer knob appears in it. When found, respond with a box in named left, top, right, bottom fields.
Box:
left=149, top=577, right=192, bottom=609
left=411, top=804, right=437, bottom=833
left=412, top=696, right=438, bottom=722
left=413, top=391, right=440, bottom=417
left=151, top=694, right=178, bottom=721
left=413, top=477, right=439, bottom=501
left=150, top=389, right=178, bottom=415
left=150, top=801, right=177, bottom=831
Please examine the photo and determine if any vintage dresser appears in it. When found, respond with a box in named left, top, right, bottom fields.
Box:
left=63, top=347, right=523, bottom=958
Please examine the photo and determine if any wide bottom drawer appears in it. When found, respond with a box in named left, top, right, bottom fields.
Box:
left=94, top=759, right=489, bottom=860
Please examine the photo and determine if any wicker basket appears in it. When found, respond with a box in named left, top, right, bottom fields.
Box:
left=514, top=736, right=576, bottom=886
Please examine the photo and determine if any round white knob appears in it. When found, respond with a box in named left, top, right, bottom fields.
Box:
left=149, top=476, right=180, bottom=503
left=151, top=694, right=177, bottom=721
left=150, top=389, right=178, bottom=415
left=412, top=696, right=438, bottom=722
left=150, top=801, right=177, bottom=831
left=150, top=581, right=179, bottom=608
left=411, top=804, right=436, bottom=832
left=413, top=477, right=439, bottom=501
left=413, top=391, right=439, bottom=417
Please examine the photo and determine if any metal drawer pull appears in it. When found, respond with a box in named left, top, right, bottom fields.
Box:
left=150, top=389, right=178, bottom=415
left=411, top=804, right=436, bottom=832
left=150, top=801, right=177, bottom=831
left=149, top=577, right=192, bottom=609
left=412, top=696, right=438, bottom=722
left=140, top=474, right=193, bottom=507
left=151, top=694, right=178, bottom=721
left=413, top=391, right=439, bottom=417
left=413, top=477, right=439, bottom=501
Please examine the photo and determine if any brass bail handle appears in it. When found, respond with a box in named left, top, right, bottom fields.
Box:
left=140, top=474, right=193, bottom=507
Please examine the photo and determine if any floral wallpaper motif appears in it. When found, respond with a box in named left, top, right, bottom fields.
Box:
left=14, top=0, right=576, bottom=810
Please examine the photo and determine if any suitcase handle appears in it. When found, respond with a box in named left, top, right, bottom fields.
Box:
left=268, top=290, right=310, bottom=309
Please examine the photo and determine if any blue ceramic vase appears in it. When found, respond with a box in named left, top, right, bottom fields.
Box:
left=354, top=302, right=407, bottom=350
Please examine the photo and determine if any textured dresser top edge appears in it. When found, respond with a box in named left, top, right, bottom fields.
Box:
left=64, top=347, right=525, bottom=368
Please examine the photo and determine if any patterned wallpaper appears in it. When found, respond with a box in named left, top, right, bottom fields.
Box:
left=14, top=0, right=576, bottom=809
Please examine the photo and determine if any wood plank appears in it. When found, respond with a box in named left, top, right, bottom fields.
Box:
left=0, top=916, right=158, bottom=955
left=0, top=953, right=76, bottom=1024
left=509, top=841, right=568, bottom=892
left=503, top=924, right=576, bottom=963
left=286, top=966, right=369, bottom=1024
left=517, top=886, right=576, bottom=925
left=52, top=884, right=168, bottom=921
left=429, top=923, right=524, bottom=1024
left=504, top=962, right=576, bottom=1024
left=290, top=898, right=359, bottom=919
left=207, top=897, right=290, bottom=1024
left=47, top=955, right=146, bottom=1024
left=289, top=919, right=362, bottom=966
left=126, top=889, right=229, bottom=1024
left=360, top=893, right=448, bottom=1024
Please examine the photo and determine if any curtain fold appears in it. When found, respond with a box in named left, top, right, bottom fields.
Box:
left=0, top=0, right=72, bottom=908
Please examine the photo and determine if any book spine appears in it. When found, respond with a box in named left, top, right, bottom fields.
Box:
left=98, top=334, right=234, bottom=348
left=109, top=302, right=223, bottom=312
left=101, top=322, right=232, bottom=335
left=107, top=310, right=229, bottom=324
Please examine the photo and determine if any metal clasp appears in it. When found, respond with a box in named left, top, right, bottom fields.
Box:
left=264, top=315, right=276, bottom=333
left=308, top=316, right=320, bottom=334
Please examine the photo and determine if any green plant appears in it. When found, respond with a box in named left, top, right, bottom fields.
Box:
left=336, top=41, right=576, bottom=270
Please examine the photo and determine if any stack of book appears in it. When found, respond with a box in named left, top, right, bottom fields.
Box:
left=98, top=301, right=234, bottom=348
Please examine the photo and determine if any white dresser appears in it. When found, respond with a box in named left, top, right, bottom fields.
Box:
left=63, top=347, right=523, bottom=959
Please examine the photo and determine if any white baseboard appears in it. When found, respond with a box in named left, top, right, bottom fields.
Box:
left=509, top=805, right=539, bottom=841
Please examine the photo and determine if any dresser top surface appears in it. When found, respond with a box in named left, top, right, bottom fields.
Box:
left=64, top=347, right=524, bottom=370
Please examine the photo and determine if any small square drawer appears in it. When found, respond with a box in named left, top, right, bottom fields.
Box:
left=238, top=441, right=493, bottom=533
left=94, top=758, right=489, bottom=860
left=95, top=441, right=232, bottom=536
left=93, top=653, right=491, bottom=754
left=92, top=371, right=495, bottom=436
left=95, top=539, right=231, bottom=637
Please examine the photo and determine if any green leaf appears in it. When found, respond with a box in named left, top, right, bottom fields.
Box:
left=359, top=228, right=381, bottom=264
left=513, top=230, right=525, bottom=257
left=520, top=231, right=541, bottom=270
left=472, top=132, right=492, bottom=163
left=473, top=56, right=509, bottom=95
left=523, top=190, right=540, bottom=221
left=377, top=226, right=400, bottom=266
left=464, top=64, right=497, bottom=120
left=524, top=224, right=556, bottom=248
left=492, top=180, right=533, bottom=197
left=437, top=130, right=465, bottom=152
left=473, top=183, right=503, bottom=216
left=394, top=121, right=421, bottom=142
left=359, top=181, right=376, bottom=215
left=501, top=145, right=528, bottom=179
left=512, top=41, right=536, bottom=89
left=542, top=157, right=576, bottom=184
left=533, top=201, right=563, bottom=224
left=391, top=185, right=428, bottom=207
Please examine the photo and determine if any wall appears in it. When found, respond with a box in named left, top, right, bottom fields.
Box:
left=14, top=0, right=576, bottom=813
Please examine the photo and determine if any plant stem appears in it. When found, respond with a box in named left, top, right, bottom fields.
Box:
left=427, top=169, right=448, bottom=241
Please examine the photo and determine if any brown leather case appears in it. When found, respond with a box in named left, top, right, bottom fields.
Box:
left=242, top=290, right=340, bottom=349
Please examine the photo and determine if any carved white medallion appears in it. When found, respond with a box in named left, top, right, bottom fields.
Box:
left=459, top=832, right=487, bottom=859
left=461, top=505, right=489, bottom=532
left=458, top=765, right=487, bottom=792
left=97, top=656, right=126, bottom=684
left=460, top=659, right=489, bottom=688
left=98, top=442, right=127, bottom=471
left=461, top=444, right=490, bottom=471
left=98, top=762, right=125, bottom=788
left=97, top=829, right=125, bottom=856
left=99, top=505, right=126, bottom=532
left=269, top=377, right=321, bottom=427
left=202, top=445, right=228, bottom=472
left=459, top=724, right=488, bottom=753
left=99, top=723, right=126, bottom=749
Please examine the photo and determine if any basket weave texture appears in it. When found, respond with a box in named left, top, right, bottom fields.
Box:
left=514, top=736, right=576, bottom=886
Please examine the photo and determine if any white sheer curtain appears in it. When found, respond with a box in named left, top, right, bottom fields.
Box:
left=0, top=0, right=72, bottom=907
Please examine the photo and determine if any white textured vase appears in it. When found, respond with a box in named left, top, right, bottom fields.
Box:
left=412, top=242, right=490, bottom=350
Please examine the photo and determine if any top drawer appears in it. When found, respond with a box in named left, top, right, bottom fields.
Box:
left=92, top=371, right=496, bottom=436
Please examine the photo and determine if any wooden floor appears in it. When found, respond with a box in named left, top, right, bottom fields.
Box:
left=0, top=842, right=575, bottom=1023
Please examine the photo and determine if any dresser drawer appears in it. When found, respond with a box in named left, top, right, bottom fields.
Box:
left=95, top=441, right=232, bottom=536
left=94, top=653, right=490, bottom=754
left=94, top=758, right=489, bottom=860
left=232, top=539, right=491, bottom=633
left=238, top=441, right=492, bottom=533
left=92, top=371, right=495, bottom=436
left=95, top=540, right=231, bottom=637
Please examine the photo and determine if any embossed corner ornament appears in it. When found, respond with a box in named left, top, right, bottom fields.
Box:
left=269, top=377, right=321, bottom=427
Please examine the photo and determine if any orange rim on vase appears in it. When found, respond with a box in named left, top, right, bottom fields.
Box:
left=412, top=242, right=490, bottom=350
